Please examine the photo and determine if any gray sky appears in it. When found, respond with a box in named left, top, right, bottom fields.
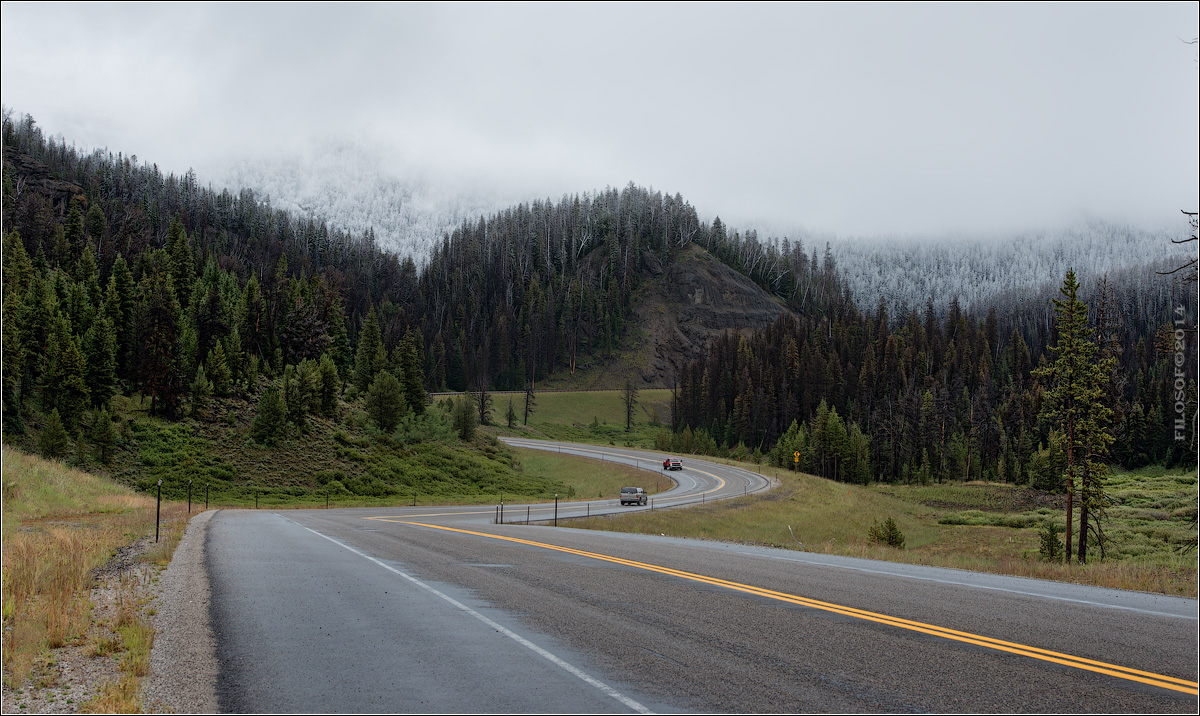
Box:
left=2, top=2, right=1197, bottom=238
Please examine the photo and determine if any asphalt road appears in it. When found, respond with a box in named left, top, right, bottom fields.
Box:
left=208, top=440, right=1198, bottom=713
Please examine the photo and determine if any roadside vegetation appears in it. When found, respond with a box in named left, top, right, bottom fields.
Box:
left=567, top=460, right=1197, bottom=597
left=1, top=446, right=189, bottom=712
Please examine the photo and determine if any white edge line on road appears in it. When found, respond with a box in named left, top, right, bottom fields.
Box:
left=291, top=521, right=654, bottom=715
left=740, top=550, right=1198, bottom=620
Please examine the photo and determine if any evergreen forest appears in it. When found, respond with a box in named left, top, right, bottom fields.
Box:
left=2, top=108, right=1196, bottom=512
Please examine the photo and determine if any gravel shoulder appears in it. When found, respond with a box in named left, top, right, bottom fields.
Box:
left=141, top=509, right=219, bottom=713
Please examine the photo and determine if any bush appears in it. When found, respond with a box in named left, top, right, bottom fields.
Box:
left=868, top=516, right=906, bottom=549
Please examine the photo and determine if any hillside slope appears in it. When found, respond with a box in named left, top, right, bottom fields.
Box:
left=556, top=245, right=794, bottom=389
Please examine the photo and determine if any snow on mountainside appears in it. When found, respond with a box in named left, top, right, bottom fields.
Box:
left=208, top=143, right=1190, bottom=316
left=208, top=141, right=514, bottom=263
left=825, top=220, right=1191, bottom=316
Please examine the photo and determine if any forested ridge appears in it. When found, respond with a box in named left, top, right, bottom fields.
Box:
left=2, top=109, right=1195, bottom=498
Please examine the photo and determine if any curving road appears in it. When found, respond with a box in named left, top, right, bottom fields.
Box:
left=207, top=439, right=1198, bottom=713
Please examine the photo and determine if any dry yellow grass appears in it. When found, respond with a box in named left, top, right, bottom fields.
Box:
left=2, top=446, right=189, bottom=710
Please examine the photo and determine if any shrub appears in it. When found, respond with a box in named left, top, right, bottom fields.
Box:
left=868, top=516, right=906, bottom=548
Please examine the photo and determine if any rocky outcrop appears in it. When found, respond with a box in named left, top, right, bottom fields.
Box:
left=633, top=245, right=792, bottom=385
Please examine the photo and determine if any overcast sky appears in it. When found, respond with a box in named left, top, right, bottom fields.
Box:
left=2, top=2, right=1197, bottom=238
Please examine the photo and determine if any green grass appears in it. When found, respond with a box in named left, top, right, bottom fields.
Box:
left=567, top=463, right=1198, bottom=597
left=1, top=448, right=141, bottom=530
left=519, top=389, right=672, bottom=426
left=495, top=389, right=674, bottom=450
left=512, top=448, right=668, bottom=501
left=571, top=467, right=940, bottom=550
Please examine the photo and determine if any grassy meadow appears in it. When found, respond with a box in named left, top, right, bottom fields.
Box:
left=497, top=388, right=674, bottom=449
left=567, top=459, right=1198, bottom=597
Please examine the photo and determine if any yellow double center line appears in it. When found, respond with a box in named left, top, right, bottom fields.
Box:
left=372, top=518, right=1198, bottom=696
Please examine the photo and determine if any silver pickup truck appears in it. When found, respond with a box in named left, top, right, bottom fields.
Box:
left=620, top=486, right=647, bottom=506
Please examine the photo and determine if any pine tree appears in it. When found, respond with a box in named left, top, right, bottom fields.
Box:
left=353, top=306, right=383, bottom=393
left=105, top=254, right=136, bottom=384
left=134, top=270, right=183, bottom=417
left=167, top=216, right=195, bottom=309
left=523, top=380, right=537, bottom=425
left=84, top=203, right=107, bottom=247
left=206, top=343, right=232, bottom=397
left=505, top=398, right=517, bottom=428
left=38, top=408, right=71, bottom=460
left=453, top=394, right=477, bottom=442
left=83, top=312, right=118, bottom=408
left=365, top=370, right=405, bottom=432
left=191, top=365, right=212, bottom=419
left=46, top=324, right=90, bottom=433
left=399, top=330, right=426, bottom=415
left=90, top=406, right=115, bottom=464
left=3, top=230, right=34, bottom=298
left=474, top=380, right=494, bottom=427
left=250, top=385, right=286, bottom=446
left=326, top=295, right=352, bottom=381
left=2, top=288, right=25, bottom=433
left=313, top=353, right=337, bottom=417
left=1033, top=270, right=1115, bottom=563
left=623, top=379, right=639, bottom=433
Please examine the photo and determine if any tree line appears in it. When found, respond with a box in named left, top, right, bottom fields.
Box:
left=669, top=271, right=1196, bottom=487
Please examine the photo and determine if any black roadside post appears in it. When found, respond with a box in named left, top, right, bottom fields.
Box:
left=255, top=488, right=258, bottom=509
left=326, top=491, right=329, bottom=509
left=155, top=479, right=162, bottom=543
left=205, top=482, right=209, bottom=509
left=188, top=478, right=193, bottom=514
left=526, top=505, right=530, bottom=523
left=500, top=498, right=504, bottom=525
left=554, top=494, right=558, bottom=526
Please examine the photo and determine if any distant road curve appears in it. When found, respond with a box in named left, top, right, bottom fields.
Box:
left=498, top=437, right=775, bottom=517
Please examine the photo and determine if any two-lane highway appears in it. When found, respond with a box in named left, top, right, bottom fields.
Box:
left=207, top=440, right=1198, bottom=713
